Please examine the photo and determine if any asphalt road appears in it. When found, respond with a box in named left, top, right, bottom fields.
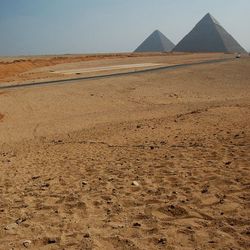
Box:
left=0, top=58, right=234, bottom=91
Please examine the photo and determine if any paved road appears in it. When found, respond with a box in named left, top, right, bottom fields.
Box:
left=0, top=58, right=234, bottom=91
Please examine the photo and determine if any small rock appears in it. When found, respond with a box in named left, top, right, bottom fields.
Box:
left=32, top=175, right=41, bottom=180
left=23, top=240, right=32, bottom=248
left=81, top=181, right=88, bottom=187
left=158, top=238, right=167, bottom=245
left=84, top=233, right=90, bottom=238
left=41, top=183, right=50, bottom=188
left=47, top=238, right=57, bottom=244
left=109, top=222, right=124, bottom=229
left=208, top=240, right=216, bottom=244
left=16, top=217, right=27, bottom=225
left=132, top=181, right=140, bottom=187
left=201, top=184, right=209, bottom=194
left=133, top=222, right=141, bottom=227
left=4, top=223, right=18, bottom=230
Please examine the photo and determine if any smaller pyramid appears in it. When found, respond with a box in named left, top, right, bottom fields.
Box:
left=134, top=30, right=175, bottom=52
left=173, top=13, right=246, bottom=53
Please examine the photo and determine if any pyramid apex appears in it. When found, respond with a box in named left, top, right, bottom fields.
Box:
left=203, top=12, right=213, bottom=19
left=202, top=13, right=220, bottom=25
left=153, top=29, right=161, bottom=34
left=152, top=30, right=165, bottom=37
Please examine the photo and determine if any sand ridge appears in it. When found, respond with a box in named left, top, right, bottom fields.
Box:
left=0, top=53, right=164, bottom=82
left=0, top=53, right=231, bottom=85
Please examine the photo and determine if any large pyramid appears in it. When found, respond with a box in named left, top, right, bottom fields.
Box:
left=173, top=13, right=246, bottom=53
left=134, top=30, right=175, bottom=52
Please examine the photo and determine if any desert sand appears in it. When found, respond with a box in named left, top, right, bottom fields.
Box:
left=0, top=54, right=249, bottom=249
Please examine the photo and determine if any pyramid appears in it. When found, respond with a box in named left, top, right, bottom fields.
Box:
left=173, top=13, right=246, bottom=53
left=134, top=30, right=175, bottom=52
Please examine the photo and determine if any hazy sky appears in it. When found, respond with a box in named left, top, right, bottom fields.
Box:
left=1, top=0, right=249, bottom=56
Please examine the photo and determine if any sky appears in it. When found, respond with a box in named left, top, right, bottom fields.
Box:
left=0, top=0, right=250, bottom=56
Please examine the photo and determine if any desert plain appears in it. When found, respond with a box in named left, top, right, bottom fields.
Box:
left=0, top=53, right=249, bottom=249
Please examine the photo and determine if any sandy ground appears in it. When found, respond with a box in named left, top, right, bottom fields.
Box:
left=0, top=55, right=249, bottom=249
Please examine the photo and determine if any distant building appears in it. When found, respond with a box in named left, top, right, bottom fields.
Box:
left=134, top=30, right=175, bottom=52
left=173, top=13, right=246, bottom=53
